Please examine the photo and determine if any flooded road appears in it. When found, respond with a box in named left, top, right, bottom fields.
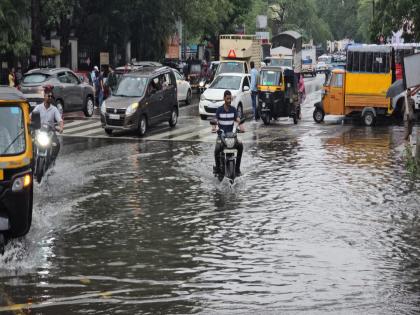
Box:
left=1, top=86, right=420, bottom=314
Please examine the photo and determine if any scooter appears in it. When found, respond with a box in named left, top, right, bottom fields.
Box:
left=210, top=119, right=245, bottom=183
left=34, top=124, right=59, bottom=183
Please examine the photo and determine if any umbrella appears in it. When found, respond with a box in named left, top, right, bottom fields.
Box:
left=386, top=79, right=405, bottom=98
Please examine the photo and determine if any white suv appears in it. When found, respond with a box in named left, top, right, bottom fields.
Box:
left=199, top=73, right=252, bottom=120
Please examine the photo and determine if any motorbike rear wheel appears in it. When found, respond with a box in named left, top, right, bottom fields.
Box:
left=35, top=157, right=45, bottom=183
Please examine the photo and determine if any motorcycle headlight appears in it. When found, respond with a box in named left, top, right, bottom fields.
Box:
left=101, top=101, right=106, bottom=114
left=199, top=81, right=205, bottom=87
left=12, top=174, right=32, bottom=192
left=126, top=102, right=139, bottom=116
left=262, top=102, right=266, bottom=108
left=36, top=131, right=51, bottom=147
left=225, top=137, right=236, bottom=149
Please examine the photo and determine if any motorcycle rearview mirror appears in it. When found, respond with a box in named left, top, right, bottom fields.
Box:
left=30, top=111, right=41, bottom=130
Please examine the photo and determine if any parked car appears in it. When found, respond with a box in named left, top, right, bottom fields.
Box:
left=172, top=69, right=192, bottom=105
left=198, top=72, right=252, bottom=120
left=100, top=66, right=178, bottom=136
left=20, top=67, right=95, bottom=117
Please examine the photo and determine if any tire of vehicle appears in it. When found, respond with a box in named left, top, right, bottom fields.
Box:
left=55, top=100, right=64, bottom=117
left=169, top=107, right=178, bottom=127
left=104, top=128, right=113, bottom=136
left=185, top=89, right=192, bottom=105
left=83, top=96, right=94, bottom=117
left=226, top=159, right=236, bottom=181
left=362, top=110, right=376, bottom=127
left=138, top=115, right=147, bottom=136
left=262, top=112, right=271, bottom=125
left=200, top=115, right=207, bottom=120
left=313, top=108, right=325, bottom=123
left=237, top=104, right=243, bottom=119
left=35, top=157, right=45, bottom=183
left=293, top=114, right=298, bottom=125
left=0, top=234, right=5, bottom=255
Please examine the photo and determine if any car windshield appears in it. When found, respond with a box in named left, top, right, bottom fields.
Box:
left=114, top=76, right=148, bottom=97
left=0, top=106, right=26, bottom=156
left=270, top=59, right=292, bottom=67
left=260, top=70, right=282, bottom=86
left=210, top=75, right=242, bottom=90
left=22, top=74, right=49, bottom=84
left=216, top=62, right=245, bottom=75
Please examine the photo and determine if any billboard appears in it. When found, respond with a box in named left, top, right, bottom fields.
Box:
left=404, top=53, right=420, bottom=89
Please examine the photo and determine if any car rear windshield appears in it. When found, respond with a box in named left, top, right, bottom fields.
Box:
left=114, top=76, right=148, bottom=97
left=217, top=62, right=245, bottom=75
left=23, top=74, right=49, bottom=84
left=210, top=75, right=242, bottom=90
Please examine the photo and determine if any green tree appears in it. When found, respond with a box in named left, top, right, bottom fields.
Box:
left=0, top=0, right=31, bottom=57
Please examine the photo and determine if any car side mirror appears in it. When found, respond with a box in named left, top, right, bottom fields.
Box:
left=79, top=76, right=84, bottom=82
left=31, top=111, right=41, bottom=130
left=243, top=86, right=250, bottom=92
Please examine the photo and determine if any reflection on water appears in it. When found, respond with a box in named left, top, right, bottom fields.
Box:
left=0, top=127, right=419, bottom=314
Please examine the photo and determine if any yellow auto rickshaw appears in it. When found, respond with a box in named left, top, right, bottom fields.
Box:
left=258, top=66, right=300, bottom=125
left=0, top=87, right=40, bottom=253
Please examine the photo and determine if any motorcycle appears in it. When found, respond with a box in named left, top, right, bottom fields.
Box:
left=34, top=124, right=60, bottom=183
left=210, top=118, right=245, bottom=183
left=198, top=76, right=210, bottom=94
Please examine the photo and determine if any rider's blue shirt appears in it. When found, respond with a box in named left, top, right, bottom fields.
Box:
left=216, top=105, right=237, bottom=133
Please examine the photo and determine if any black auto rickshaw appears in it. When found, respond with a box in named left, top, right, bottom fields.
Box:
left=0, top=87, right=40, bottom=253
left=258, top=66, right=300, bottom=125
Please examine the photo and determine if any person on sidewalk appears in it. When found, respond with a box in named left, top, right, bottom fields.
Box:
left=250, top=61, right=259, bottom=121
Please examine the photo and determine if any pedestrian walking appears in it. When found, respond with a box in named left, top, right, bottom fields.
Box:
left=8, top=68, right=15, bottom=87
left=15, top=67, right=23, bottom=86
left=95, top=68, right=105, bottom=108
left=404, top=86, right=420, bottom=141
left=250, top=61, right=259, bottom=121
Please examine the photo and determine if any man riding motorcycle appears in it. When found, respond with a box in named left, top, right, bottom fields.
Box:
left=31, top=85, right=64, bottom=161
left=213, top=90, right=244, bottom=176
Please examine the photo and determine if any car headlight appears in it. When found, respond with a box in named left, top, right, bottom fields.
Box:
left=200, top=94, right=206, bottom=101
left=12, top=174, right=32, bottom=192
left=225, top=138, right=236, bottom=149
left=101, top=101, right=106, bottom=114
left=36, top=131, right=51, bottom=147
left=126, top=102, right=139, bottom=116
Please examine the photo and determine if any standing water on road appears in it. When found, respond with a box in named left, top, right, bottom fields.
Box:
left=0, top=125, right=419, bottom=314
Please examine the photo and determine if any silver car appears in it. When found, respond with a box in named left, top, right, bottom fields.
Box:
left=20, top=67, right=95, bottom=117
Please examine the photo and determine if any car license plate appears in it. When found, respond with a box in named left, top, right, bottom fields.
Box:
left=109, top=114, right=120, bottom=120
left=0, top=169, right=3, bottom=181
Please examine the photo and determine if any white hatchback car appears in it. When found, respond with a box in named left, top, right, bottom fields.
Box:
left=172, top=69, right=192, bottom=105
left=199, top=73, right=252, bottom=120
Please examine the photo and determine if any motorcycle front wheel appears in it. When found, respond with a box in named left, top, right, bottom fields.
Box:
left=226, top=159, right=236, bottom=181
left=35, top=157, right=45, bottom=183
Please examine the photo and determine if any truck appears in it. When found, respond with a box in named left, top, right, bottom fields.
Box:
left=270, top=31, right=302, bottom=73
left=216, top=34, right=262, bottom=76
left=301, top=44, right=317, bottom=77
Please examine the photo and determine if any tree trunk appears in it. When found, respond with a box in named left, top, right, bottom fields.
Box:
left=31, top=0, right=42, bottom=69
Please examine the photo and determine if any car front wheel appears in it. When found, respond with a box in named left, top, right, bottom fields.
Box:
left=84, top=96, right=94, bottom=117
